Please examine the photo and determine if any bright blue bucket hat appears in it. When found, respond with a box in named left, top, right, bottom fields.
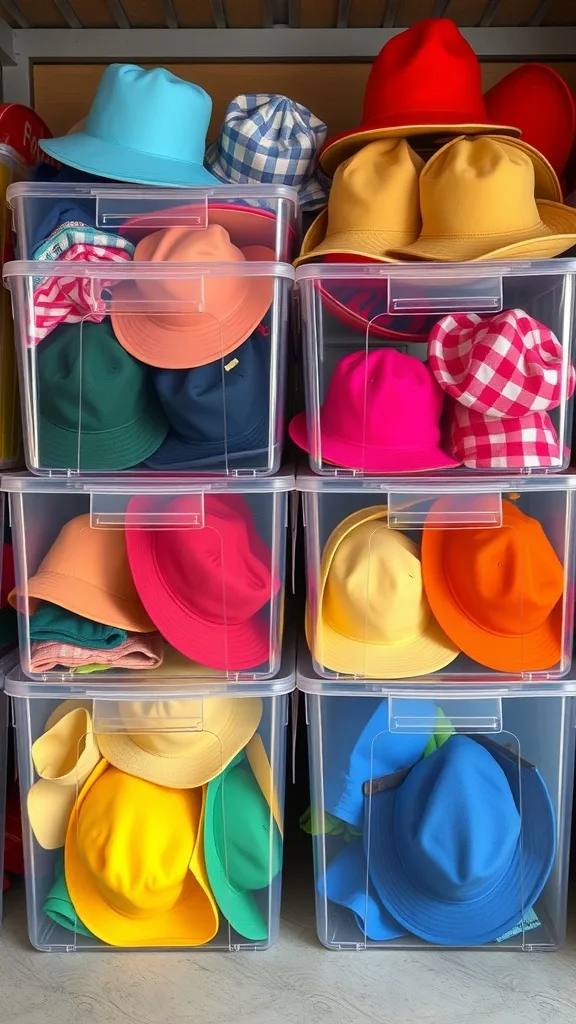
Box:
left=144, top=318, right=271, bottom=470
left=40, top=64, right=220, bottom=188
left=320, top=841, right=404, bottom=942
left=322, top=696, right=437, bottom=829
left=364, top=734, right=556, bottom=946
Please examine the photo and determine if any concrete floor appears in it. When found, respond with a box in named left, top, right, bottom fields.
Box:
left=2, top=857, right=576, bottom=1024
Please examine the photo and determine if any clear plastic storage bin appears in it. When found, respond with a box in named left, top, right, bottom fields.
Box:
left=8, top=644, right=294, bottom=952
left=297, top=468, right=576, bottom=683
left=4, top=255, right=293, bottom=477
left=0, top=650, right=18, bottom=925
left=298, top=648, right=576, bottom=951
left=294, top=261, right=576, bottom=475
left=3, top=470, right=293, bottom=681
left=7, top=181, right=300, bottom=263
left=0, top=145, right=29, bottom=470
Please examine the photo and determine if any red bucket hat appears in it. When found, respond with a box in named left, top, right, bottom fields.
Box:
left=319, top=18, right=519, bottom=176
left=125, top=493, right=280, bottom=672
left=485, top=65, right=576, bottom=179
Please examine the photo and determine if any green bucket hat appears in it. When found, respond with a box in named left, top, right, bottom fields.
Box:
left=204, top=746, right=282, bottom=942
left=38, top=320, right=169, bottom=471
left=43, top=856, right=96, bottom=938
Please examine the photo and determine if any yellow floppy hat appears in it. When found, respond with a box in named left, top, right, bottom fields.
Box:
left=388, top=135, right=576, bottom=262
left=306, top=506, right=460, bottom=678
left=294, top=139, right=424, bottom=267
left=65, top=760, right=219, bottom=947
left=27, top=702, right=101, bottom=850
left=96, top=696, right=262, bottom=788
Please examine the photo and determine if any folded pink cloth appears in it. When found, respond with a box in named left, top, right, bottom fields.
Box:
left=29, top=632, right=165, bottom=672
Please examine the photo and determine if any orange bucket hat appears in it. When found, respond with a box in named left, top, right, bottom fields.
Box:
left=421, top=499, right=564, bottom=673
left=9, top=513, right=154, bottom=632
left=111, top=224, right=274, bottom=369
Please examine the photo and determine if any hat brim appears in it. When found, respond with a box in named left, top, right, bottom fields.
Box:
left=320, top=841, right=405, bottom=942
left=294, top=209, right=408, bottom=266
left=11, top=570, right=155, bottom=634
left=365, top=738, right=556, bottom=945
left=319, top=121, right=520, bottom=177
left=65, top=761, right=219, bottom=947
left=143, top=416, right=270, bottom=471
left=124, top=496, right=275, bottom=671
left=388, top=200, right=576, bottom=262
left=96, top=697, right=262, bottom=788
left=110, top=245, right=274, bottom=369
left=40, top=134, right=221, bottom=189
left=289, top=410, right=461, bottom=473
left=37, top=400, right=169, bottom=472
left=204, top=754, right=275, bottom=942
left=308, top=505, right=460, bottom=678
left=315, top=281, right=434, bottom=342
left=421, top=499, right=563, bottom=672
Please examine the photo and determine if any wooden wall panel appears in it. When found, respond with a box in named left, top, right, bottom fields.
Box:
left=32, top=61, right=576, bottom=141
left=444, top=0, right=489, bottom=25
left=12, top=0, right=67, bottom=26
left=69, top=0, right=118, bottom=27
left=348, top=0, right=387, bottom=28
left=492, top=0, right=541, bottom=25
left=120, top=0, right=167, bottom=27
left=225, top=0, right=265, bottom=28
left=298, top=0, right=338, bottom=29
left=172, top=0, right=215, bottom=27
left=397, top=0, right=438, bottom=26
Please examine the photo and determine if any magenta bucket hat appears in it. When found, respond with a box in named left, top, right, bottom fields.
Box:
left=289, top=348, right=460, bottom=473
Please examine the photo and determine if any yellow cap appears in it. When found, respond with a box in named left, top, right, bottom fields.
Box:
left=306, top=506, right=460, bottom=678
left=65, top=761, right=218, bottom=947
left=295, top=139, right=424, bottom=266
left=388, top=135, right=576, bottom=262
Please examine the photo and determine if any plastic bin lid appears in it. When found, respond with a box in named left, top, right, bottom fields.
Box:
left=1, top=467, right=295, bottom=493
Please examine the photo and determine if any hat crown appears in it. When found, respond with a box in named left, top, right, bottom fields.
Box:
left=326, top=140, right=423, bottom=236
left=325, top=524, right=431, bottom=644
left=211, top=93, right=326, bottom=174
left=363, top=19, right=486, bottom=125
left=78, top=768, right=199, bottom=917
left=391, top=736, right=520, bottom=902
left=419, top=137, right=542, bottom=238
left=214, top=765, right=280, bottom=889
left=444, top=503, right=564, bottom=636
left=121, top=697, right=229, bottom=757
left=132, top=225, right=249, bottom=325
left=321, top=348, right=444, bottom=453
left=152, top=495, right=273, bottom=625
left=39, top=322, right=152, bottom=432
left=85, top=64, right=212, bottom=166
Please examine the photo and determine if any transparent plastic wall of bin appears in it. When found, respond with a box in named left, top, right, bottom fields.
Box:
left=0, top=649, right=19, bottom=924
left=0, top=146, right=29, bottom=470
left=7, top=643, right=294, bottom=952
left=7, top=182, right=300, bottom=264
left=297, top=467, right=576, bottom=683
left=4, top=257, right=294, bottom=477
left=294, top=261, right=576, bottom=475
left=298, top=649, right=576, bottom=952
left=3, top=470, right=293, bottom=681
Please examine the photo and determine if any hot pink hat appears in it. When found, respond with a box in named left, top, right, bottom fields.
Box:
left=125, top=493, right=280, bottom=671
left=289, top=347, right=460, bottom=473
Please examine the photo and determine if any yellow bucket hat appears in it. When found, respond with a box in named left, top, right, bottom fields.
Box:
left=65, top=760, right=219, bottom=947
left=306, top=506, right=460, bottom=678
left=27, top=702, right=101, bottom=850
left=294, top=139, right=424, bottom=266
left=97, top=696, right=262, bottom=788
left=388, top=135, right=576, bottom=262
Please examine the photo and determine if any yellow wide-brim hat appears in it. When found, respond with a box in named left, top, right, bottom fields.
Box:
left=65, top=760, right=219, bottom=947
left=97, top=696, right=262, bottom=788
left=306, top=506, right=460, bottom=679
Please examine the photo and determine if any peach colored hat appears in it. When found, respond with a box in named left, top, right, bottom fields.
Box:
left=111, top=224, right=275, bottom=369
left=9, top=513, right=154, bottom=633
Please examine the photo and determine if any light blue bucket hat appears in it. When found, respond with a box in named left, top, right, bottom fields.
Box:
left=40, top=64, right=220, bottom=188
left=205, top=93, right=330, bottom=211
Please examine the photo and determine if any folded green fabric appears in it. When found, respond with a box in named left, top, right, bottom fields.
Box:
left=30, top=602, right=128, bottom=649
left=43, top=856, right=96, bottom=938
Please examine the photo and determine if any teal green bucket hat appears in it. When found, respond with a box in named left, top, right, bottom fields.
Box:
left=204, top=748, right=282, bottom=942
left=38, top=320, right=169, bottom=471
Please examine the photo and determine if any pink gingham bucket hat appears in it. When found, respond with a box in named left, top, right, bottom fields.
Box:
left=427, top=309, right=576, bottom=468
left=289, top=347, right=460, bottom=473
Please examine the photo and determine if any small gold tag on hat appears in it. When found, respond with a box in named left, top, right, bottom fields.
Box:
left=224, top=358, right=239, bottom=372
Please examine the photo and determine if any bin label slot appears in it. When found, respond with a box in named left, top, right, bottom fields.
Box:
left=89, top=492, right=205, bottom=529
left=95, top=192, right=209, bottom=230
left=387, top=491, right=503, bottom=528
left=388, top=272, right=503, bottom=314
left=388, top=696, right=503, bottom=734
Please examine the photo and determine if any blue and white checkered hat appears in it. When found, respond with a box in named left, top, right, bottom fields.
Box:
left=205, top=94, right=330, bottom=212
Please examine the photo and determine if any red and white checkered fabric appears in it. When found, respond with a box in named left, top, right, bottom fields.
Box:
left=428, top=309, right=575, bottom=417
left=449, top=405, right=563, bottom=469
left=30, top=243, right=132, bottom=344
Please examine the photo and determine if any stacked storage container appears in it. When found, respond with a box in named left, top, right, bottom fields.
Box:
left=294, top=257, right=576, bottom=950
left=2, top=180, right=298, bottom=951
